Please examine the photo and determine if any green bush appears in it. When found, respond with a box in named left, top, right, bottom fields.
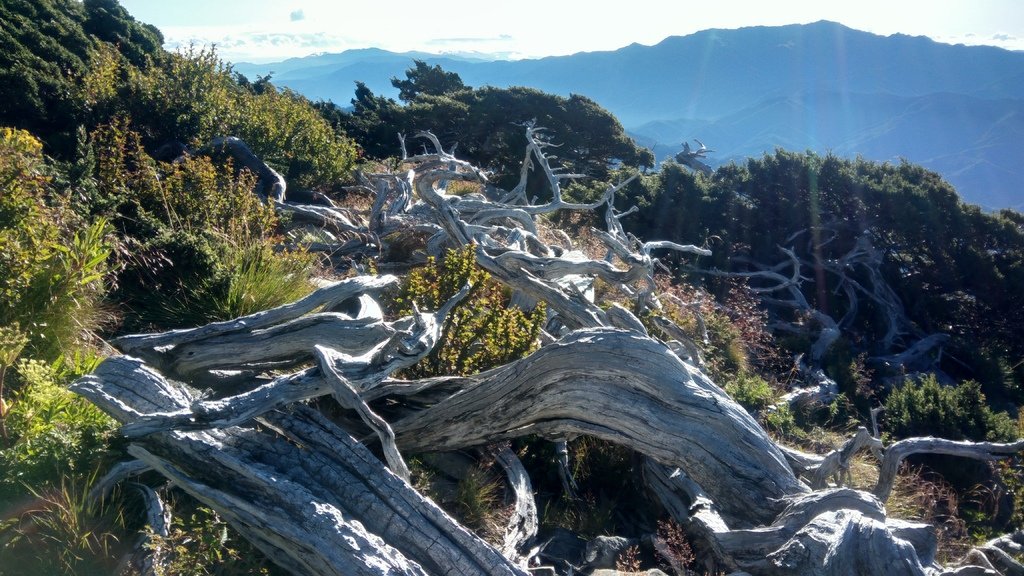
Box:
left=0, top=128, right=111, bottom=361
left=396, top=246, right=545, bottom=377
left=0, top=356, right=115, bottom=503
left=87, top=120, right=316, bottom=330
left=764, top=403, right=798, bottom=436
left=724, top=371, right=775, bottom=412
left=884, top=375, right=1018, bottom=442
left=82, top=45, right=357, bottom=191
left=146, top=504, right=284, bottom=576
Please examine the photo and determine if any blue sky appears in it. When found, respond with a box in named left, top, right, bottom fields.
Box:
left=118, top=0, right=1024, bottom=63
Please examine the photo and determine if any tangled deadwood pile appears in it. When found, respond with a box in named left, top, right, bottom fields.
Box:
left=75, top=127, right=1024, bottom=576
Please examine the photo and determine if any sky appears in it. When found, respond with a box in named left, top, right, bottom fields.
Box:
left=118, top=0, right=1024, bottom=64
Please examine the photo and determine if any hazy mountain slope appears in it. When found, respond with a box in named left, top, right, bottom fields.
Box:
left=630, top=91, right=1024, bottom=209
left=236, top=21, right=1024, bottom=208
left=236, top=21, right=1024, bottom=123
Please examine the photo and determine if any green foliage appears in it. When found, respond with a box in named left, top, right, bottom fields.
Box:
left=342, top=65, right=653, bottom=193
left=85, top=119, right=316, bottom=329
left=146, top=505, right=284, bottom=576
left=234, top=86, right=358, bottom=190
left=764, top=403, right=798, bottom=436
left=81, top=0, right=163, bottom=67
left=82, top=45, right=357, bottom=191
left=724, top=371, right=775, bottom=412
left=0, top=128, right=111, bottom=361
left=0, top=128, right=57, bottom=310
left=392, top=60, right=467, bottom=102
left=996, top=459, right=1024, bottom=532
left=884, top=375, right=1018, bottom=442
left=0, top=0, right=162, bottom=157
left=724, top=369, right=797, bottom=436
left=127, top=45, right=242, bottom=148
left=623, top=149, right=1024, bottom=400
left=0, top=356, right=116, bottom=502
left=397, top=246, right=545, bottom=377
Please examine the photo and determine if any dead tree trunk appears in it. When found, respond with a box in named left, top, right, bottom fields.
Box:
left=75, top=357, right=527, bottom=576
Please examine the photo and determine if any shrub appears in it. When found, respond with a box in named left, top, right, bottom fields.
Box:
left=0, top=128, right=111, bottom=361
left=724, top=371, right=775, bottom=412
left=235, top=86, right=357, bottom=190
left=884, top=375, right=1017, bottom=442
left=764, top=403, right=798, bottom=436
left=89, top=120, right=316, bottom=330
left=83, top=45, right=358, bottom=191
left=396, top=246, right=545, bottom=377
left=146, top=504, right=284, bottom=576
left=0, top=356, right=116, bottom=502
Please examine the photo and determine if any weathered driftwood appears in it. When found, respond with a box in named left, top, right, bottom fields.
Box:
left=493, top=446, right=539, bottom=564
left=874, top=437, right=1024, bottom=502
left=114, top=275, right=398, bottom=360
left=674, top=140, right=715, bottom=175
left=114, top=284, right=471, bottom=439
left=644, top=460, right=938, bottom=575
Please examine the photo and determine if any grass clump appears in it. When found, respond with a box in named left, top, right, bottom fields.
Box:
left=452, top=465, right=504, bottom=541
left=0, top=475, right=128, bottom=576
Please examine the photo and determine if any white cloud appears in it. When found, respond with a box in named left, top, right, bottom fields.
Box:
left=290, top=9, right=305, bottom=22
left=161, top=26, right=362, bottom=63
left=934, top=32, right=1024, bottom=51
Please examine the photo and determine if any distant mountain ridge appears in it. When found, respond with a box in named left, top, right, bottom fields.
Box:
left=234, top=21, right=1024, bottom=209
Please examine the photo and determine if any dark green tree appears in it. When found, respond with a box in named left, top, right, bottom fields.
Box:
left=339, top=64, right=654, bottom=192
left=391, top=60, right=466, bottom=102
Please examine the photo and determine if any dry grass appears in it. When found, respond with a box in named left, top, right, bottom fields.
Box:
left=537, top=211, right=606, bottom=260
left=787, top=427, right=975, bottom=563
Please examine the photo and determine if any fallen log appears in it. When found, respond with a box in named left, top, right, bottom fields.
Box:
left=73, top=357, right=528, bottom=576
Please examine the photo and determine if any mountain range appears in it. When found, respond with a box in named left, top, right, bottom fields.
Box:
left=234, top=21, right=1024, bottom=210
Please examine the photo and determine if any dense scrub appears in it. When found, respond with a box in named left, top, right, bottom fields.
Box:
left=0, top=12, right=355, bottom=571
left=615, top=154, right=1024, bottom=401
